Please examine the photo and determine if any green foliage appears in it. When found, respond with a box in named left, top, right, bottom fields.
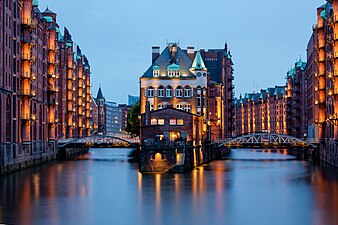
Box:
left=126, top=101, right=140, bottom=137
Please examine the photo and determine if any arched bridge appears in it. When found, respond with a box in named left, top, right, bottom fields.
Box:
left=218, top=133, right=317, bottom=149
left=58, top=135, right=139, bottom=148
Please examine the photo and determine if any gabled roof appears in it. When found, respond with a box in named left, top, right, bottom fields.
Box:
left=191, top=51, right=207, bottom=71
left=141, top=45, right=194, bottom=78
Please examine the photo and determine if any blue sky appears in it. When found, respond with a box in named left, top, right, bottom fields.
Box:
left=40, top=0, right=324, bottom=103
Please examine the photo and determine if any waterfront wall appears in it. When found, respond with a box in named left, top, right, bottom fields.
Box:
left=320, top=143, right=338, bottom=167
left=139, top=144, right=219, bottom=173
left=0, top=141, right=57, bottom=175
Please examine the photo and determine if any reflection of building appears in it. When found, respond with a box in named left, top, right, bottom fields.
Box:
left=140, top=43, right=234, bottom=140
left=234, top=86, right=287, bottom=136
left=0, top=1, right=93, bottom=174
left=128, top=95, right=139, bottom=106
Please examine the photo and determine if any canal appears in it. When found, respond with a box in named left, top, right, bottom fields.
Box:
left=1, top=148, right=338, bottom=225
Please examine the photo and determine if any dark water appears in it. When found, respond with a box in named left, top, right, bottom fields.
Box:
left=1, top=148, right=338, bottom=225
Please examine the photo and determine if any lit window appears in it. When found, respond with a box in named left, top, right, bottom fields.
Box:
left=148, top=86, right=154, bottom=97
left=176, top=86, right=182, bottom=97
left=158, top=119, right=165, bottom=125
left=170, top=119, right=176, bottom=125
left=166, top=86, right=173, bottom=97
left=158, top=86, right=164, bottom=97
left=177, top=119, right=184, bottom=125
left=184, top=87, right=191, bottom=97
left=153, top=70, right=159, bottom=77
left=151, top=118, right=157, bottom=125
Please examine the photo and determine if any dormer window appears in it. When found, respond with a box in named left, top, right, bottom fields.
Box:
left=152, top=65, right=160, bottom=77
left=167, top=63, right=181, bottom=77
left=153, top=70, right=159, bottom=77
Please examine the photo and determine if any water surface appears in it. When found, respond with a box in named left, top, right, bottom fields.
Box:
left=1, top=148, right=338, bottom=225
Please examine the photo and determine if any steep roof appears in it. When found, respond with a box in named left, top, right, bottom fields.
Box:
left=141, top=45, right=194, bottom=78
left=97, top=87, right=104, bottom=99
left=191, top=51, right=207, bottom=71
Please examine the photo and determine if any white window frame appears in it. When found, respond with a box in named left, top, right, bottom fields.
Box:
left=166, top=87, right=173, bottom=97
left=148, top=87, right=154, bottom=98
left=184, top=87, right=191, bottom=97
left=184, top=104, right=191, bottom=113
left=158, top=87, right=164, bottom=97
left=176, top=87, right=183, bottom=98
left=153, top=70, right=159, bottom=77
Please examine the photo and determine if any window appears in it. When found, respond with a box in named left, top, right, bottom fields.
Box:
left=158, top=104, right=163, bottom=109
left=151, top=118, right=157, bottom=125
left=166, top=86, right=173, bottom=97
left=147, top=86, right=154, bottom=97
left=170, top=119, right=177, bottom=125
left=150, top=105, right=154, bottom=111
left=176, top=86, right=182, bottom=97
left=177, top=119, right=184, bottom=125
left=184, top=86, right=191, bottom=97
left=158, top=86, right=164, bottom=97
left=184, top=105, right=191, bottom=113
left=176, top=104, right=183, bottom=110
left=153, top=70, right=159, bottom=77
left=158, top=119, right=165, bottom=125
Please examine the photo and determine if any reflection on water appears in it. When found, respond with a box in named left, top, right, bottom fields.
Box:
left=0, top=148, right=338, bottom=225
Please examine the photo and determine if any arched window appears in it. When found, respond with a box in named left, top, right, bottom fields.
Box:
left=166, top=86, right=173, bottom=97
left=147, top=86, right=154, bottom=97
left=184, top=86, right=191, bottom=97
left=176, top=86, right=182, bottom=98
left=158, top=86, right=164, bottom=97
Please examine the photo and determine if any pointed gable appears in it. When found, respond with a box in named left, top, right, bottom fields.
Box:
left=191, top=51, right=207, bottom=71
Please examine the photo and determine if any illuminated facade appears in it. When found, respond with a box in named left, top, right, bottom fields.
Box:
left=140, top=43, right=234, bottom=140
left=312, top=0, right=338, bottom=166
left=0, top=0, right=93, bottom=173
left=234, top=86, right=287, bottom=136
left=286, top=59, right=309, bottom=138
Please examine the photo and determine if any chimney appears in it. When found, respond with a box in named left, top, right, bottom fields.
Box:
left=152, top=46, right=160, bottom=63
left=187, top=46, right=195, bottom=60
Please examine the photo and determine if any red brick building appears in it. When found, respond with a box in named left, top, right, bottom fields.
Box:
left=0, top=0, right=93, bottom=173
left=234, top=86, right=287, bottom=136
left=140, top=43, right=234, bottom=140
left=141, top=105, right=205, bottom=145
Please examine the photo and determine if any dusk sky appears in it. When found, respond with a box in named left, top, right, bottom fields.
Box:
left=39, top=0, right=324, bottom=104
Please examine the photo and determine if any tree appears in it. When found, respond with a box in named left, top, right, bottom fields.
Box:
left=126, top=101, right=140, bottom=137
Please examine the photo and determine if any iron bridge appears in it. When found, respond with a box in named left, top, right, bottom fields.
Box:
left=58, top=135, right=139, bottom=148
left=218, top=133, right=317, bottom=149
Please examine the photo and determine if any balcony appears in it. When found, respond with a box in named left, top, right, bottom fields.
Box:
left=21, top=113, right=30, bottom=120
left=21, top=88, right=36, bottom=97
left=21, top=54, right=36, bottom=62
left=48, top=73, right=56, bottom=78
left=48, top=86, right=59, bottom=93
left=48, top=45, right=55, bottom=51
left=21, top=18, right=36, bottom=29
